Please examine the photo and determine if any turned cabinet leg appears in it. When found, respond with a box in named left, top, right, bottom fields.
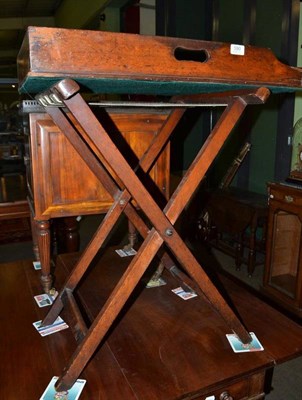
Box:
left=235, top=242, right=242, bottom=271
left=235, top=233, right=244, bottom=271
left=124, top=220, right=137, bottom=250
left=63, top=217, right=80, bottom=253
left=30, top=213, right=39, bottom=261
left=248, top=229, right=256, bottom=277
left=35, top=219, right=53, bottom=293
left=247, top=216, right=257, bottom=277
left=53, top=217, right=80, bottom=254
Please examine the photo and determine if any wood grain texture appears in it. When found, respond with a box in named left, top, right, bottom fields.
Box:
left=59, top=249, right=302, bottom=399
left=0, top=257, right=137, bottom=400
left=17, top=27, right=302, bottom=94
left=263, top=182, right=302, bottom=318
left=28, top=110, right=170, bottom=220
left=2, top=250, right=302, bottom=398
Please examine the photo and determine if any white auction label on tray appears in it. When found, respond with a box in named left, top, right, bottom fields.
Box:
left=230, top=43, right=245, bottom=56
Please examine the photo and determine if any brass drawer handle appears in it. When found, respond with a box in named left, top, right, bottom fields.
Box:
left=285, top=195, right=294, bottom=203
left=220, top=392, right=234, bottom=400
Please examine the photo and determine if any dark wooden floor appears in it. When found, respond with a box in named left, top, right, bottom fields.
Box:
left=1, top=248, right=302, bottom=399
left=0, top=174, right=31, bottom=244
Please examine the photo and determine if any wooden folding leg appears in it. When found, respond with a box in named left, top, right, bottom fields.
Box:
left=41, top=102, right=186, bottom=328
left=37, top=80, right=269, bottom=391
left=42, top=190, right=130, bottom=327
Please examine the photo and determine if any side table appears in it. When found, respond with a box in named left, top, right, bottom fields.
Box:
left=200, top=187, right=268, bottom=276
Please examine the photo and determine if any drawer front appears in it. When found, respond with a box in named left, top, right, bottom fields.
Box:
left=189, top=371, right=265, bottom=400
left=268, top=185, right=302, bottom=208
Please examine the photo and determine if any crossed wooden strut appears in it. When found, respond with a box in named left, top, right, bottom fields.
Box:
left=36, top=78, right=269, bottom=391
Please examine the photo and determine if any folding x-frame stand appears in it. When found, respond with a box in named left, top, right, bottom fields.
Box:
left=37, top=78, right=270, bottom=392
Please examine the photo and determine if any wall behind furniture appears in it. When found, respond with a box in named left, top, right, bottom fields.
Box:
left=156, top=0, right=300, bottom=194
left=294, top=4, right=302, bottom=125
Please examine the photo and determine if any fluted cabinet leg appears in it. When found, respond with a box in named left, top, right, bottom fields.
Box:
left=36, top=219, right=53, bottom=293
left=30, top=212, right=39, bottom=261
left=63, top=217, right=80, bottom=253
left=127, top=220, right=137, bottom=248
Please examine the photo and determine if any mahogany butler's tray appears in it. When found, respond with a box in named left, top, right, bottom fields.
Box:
left=17, top=27, right=302, bottom=392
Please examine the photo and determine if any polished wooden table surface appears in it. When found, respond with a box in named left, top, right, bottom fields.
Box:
left=1, top=248, right=302, bottom=399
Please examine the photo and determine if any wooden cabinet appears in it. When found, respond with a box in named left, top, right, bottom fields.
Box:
left=263, top=182, right=302, bottom=316
left=190, top=372, right=265, bottom=399
left=26, top=109, right=170, bottom=291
